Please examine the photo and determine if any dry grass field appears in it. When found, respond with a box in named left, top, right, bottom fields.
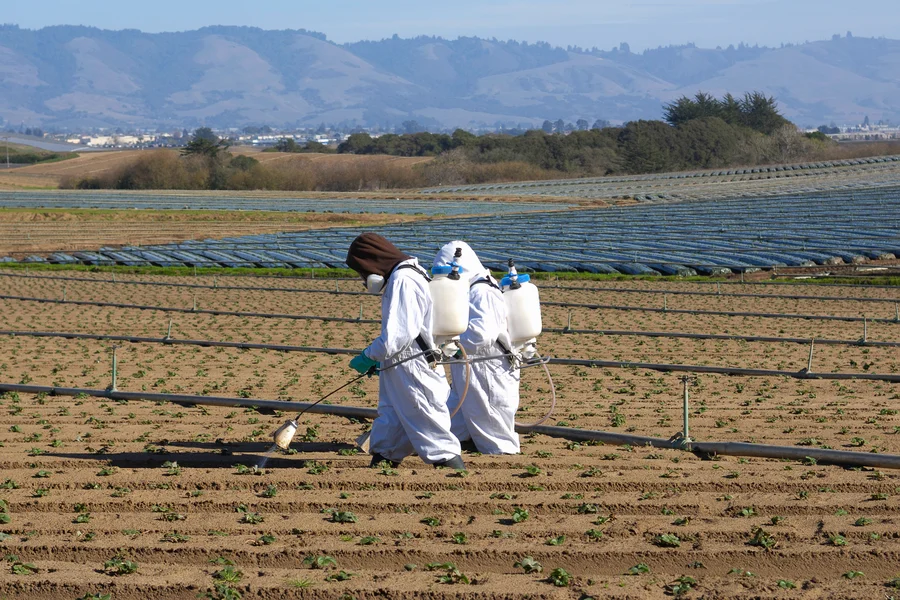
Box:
left=0, top=271, right=898, bottom=598
left=0, top=149, right=434, bottom=191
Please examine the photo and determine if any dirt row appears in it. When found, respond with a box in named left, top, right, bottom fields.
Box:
left=0, top=275, right=898, bottom=598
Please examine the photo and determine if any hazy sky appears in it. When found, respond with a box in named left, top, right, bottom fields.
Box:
left=5, top=0, right=898, bottom=50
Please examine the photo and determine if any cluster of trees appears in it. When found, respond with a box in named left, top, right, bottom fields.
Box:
left=64, top=93, right=894, bottom=191
left=662, top=92, right=791, bottom=135
left=334, top=92, right=828, bottom=179
left=262, top=138, right=335, bottom=154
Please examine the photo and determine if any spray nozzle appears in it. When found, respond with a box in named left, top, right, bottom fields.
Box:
left=506, top=259, right=521, bottom=289
left=449, top=247, right=462, bottom=280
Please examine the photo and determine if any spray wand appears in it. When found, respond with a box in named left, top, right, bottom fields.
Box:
left=272, top=368, right=373, bottom=450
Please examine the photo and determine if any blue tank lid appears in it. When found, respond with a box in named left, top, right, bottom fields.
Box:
left=432, top=265, right=464, bottom=275
left=500, top=273, right=530, bottom=287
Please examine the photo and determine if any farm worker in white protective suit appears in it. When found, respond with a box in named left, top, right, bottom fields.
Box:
left=433, top=241, right=521, bottom=455
left=345, top=233, right=465, bottom=470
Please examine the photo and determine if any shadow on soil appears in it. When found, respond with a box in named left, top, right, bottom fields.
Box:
left=48, top=441, right=359, bottom=469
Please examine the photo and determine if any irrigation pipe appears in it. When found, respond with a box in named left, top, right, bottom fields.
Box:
left=542, top=300, right=900, bottom=324
left=0, top=272, right=365, bottom=297
left=3, top=271, right=898, bottom=305
left=4, top=323, right=900, bottom=352
left=3, top=383, right=899, bottom=470
left=1, top=329, right=897, bottom=382
left=549, top=357, right=900, bottom=383
left=543, top=283, right=899, bottom=305
left=3, top=292, right=898, bottom=327
left=0, top=294, right=380, bottom=325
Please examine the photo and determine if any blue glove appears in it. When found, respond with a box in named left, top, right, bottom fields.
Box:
left=350, top=352, right=378, bottom=375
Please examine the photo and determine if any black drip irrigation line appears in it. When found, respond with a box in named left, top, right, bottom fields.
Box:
left=0, top=294, right=381, bottom=325
left=3, top=326, right=899, bottom=353
left=3, top=292, right=897, bottom=327
left=549, top=357, right=900, bottom=382
left=543, top=300, right=900, bottom=324
left=2, top=383, right=898, bottom=470
left=0, top=330, right=359, bottom=355
left=543, top=283, right=900, bottom=305
left=0, top=328, right=895, bottom=382
left=2, top=271, right=899, bottom=306
left=542, top=327, right=900, bottom=348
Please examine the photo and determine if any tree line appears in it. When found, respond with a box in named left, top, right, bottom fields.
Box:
left=61, top=93, right=894, bottom=191
left=335, top=92, right=825, bottom=178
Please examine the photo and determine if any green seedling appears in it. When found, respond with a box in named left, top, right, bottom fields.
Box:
left=325, top=570, right=354, bottom=582
left=426, top=562, right=469, bottom=585
left=545, top=534, right=566, bottom=546
left=358, top=536, right=380, bottom=546
left=213, top=565, right=243, bottom=583
left=514, top=556, right=542, bottom=574
left=511, top=507, right=529, bottom=523
left=546, top=567, right=571, bottom=587
left=240, top=512, right=264, bottom=524
left=331, top=511, right=358, bottom=523
left=522, top=465, right=542, bottom=477
left=302, top=555, right=337, bottom=570
left=627, top=563, right=651, bottom=575
left=748, top=527, right=777, bottom=550
left=420, top=516, right=441, bottom=526
left=667, top=575, right=697, bottom=597
left=103, top=555, right=138, bottom=576
left=655, top=533, right=681, bottom=548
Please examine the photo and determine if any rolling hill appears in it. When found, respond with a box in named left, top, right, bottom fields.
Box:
left=1, top=25, right=898, bottom=129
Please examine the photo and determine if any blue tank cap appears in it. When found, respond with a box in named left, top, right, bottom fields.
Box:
left=500, top=273, right=530, bottom=287
left=432, top=265, right=464, bottom=275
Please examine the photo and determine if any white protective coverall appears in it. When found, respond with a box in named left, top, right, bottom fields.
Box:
left=434, top=242, right=521, bottom=454
left=363, top=258, right=461, bottom=464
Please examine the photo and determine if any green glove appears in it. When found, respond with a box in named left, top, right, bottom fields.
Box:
left=350, top=352, right=378, bottom=375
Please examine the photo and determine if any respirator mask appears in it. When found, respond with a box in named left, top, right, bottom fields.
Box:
left=365, top=274, right=386, bottom=294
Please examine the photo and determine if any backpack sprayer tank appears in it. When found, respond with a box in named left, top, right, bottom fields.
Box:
left=430, top=247, right=469, bottom=356
left=500, top=259, right=542, bottom=358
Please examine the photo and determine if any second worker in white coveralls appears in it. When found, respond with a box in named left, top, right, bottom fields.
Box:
left=433, top=241, right=521, bottom=455
left=346, top=233, right=465, bottom=469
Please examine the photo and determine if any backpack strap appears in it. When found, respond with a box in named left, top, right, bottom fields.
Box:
left=471, top=277, right=500, bottom=291
left=471, top=278, right=514, bottom=359
left=392, top=262, right=439, bottom=365
left=393, top=263, right=432, bottom=282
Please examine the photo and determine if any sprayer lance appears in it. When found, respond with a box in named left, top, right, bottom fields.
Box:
left=271, top=370, right=372, bottom=450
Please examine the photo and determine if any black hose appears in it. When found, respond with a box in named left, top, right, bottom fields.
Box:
left=4, top=382, right=898, bottom=470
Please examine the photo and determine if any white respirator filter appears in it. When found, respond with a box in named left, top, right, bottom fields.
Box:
left=365, top=274, right=386, bottom=294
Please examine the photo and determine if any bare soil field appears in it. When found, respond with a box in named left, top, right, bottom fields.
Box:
left=0, top=273, right=898, bottom=599
left=0, top=209, right=420, bottom=257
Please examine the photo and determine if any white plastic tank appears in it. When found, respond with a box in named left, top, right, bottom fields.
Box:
left=430, top=256, right=469, bottom=338
left=501, top=260, right=542, bottom=344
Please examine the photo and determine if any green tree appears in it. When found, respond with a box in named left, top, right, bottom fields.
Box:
left=192, top=127, right=219, bottom=143
left=273, top=138, right=300, bottom=152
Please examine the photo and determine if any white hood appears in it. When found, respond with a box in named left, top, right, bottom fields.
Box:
left=433, top=241, right=490, bottom=285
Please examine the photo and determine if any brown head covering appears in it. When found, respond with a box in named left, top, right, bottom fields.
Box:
left=346, top=232, right=412, bottom=279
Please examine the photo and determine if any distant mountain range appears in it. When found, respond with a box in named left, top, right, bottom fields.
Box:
left=1, top=25, right=899, bottom=130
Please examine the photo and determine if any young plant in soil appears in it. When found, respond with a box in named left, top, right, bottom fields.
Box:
left=302, top=555, right=337, bottom=570
left=103, top=555, right=138, bottom=576
left=546, top=567, right=571, bottom=587
left=426, top=562, right=470, bottom=585
left=514, top=556, right=543, bottom=574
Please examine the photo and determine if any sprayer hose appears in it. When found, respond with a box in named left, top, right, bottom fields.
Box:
left=515, top=353, right=557, bottom=428
left=448, top=345, right=471, bottom=419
